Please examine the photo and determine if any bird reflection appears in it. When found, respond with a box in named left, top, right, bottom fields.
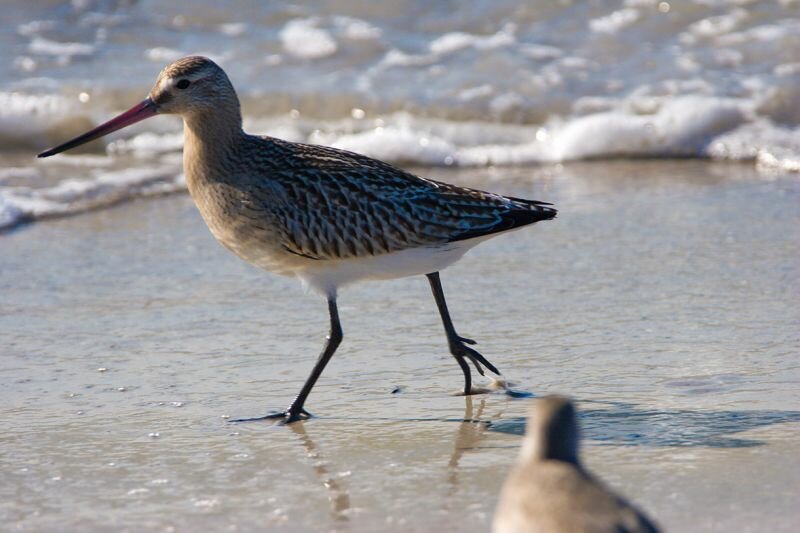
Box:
left=288, top=421, right=351, bottom=521
left=446, top=396, right=502, bottom=493
left=279, top=393, right=519, bottom=521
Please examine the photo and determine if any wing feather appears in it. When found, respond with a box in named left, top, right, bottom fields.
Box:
left=253, top=138, right=556, bottom=260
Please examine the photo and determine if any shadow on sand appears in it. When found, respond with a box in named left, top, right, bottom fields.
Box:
left=488, top=400, right=800, bottom=448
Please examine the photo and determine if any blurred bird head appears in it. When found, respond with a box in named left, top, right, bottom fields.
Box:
left=520, top=395, right=580, bottom=465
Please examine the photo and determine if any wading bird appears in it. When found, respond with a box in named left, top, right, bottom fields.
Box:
left=39, top=56, right=556, bottom=423
left=494, top=396, right=659, bottom=533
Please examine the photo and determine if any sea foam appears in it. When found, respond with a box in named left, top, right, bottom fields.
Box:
left=0, top=92, right=90, bottom=149
left=318, top=97, right=753, bottom=166
left=280, top=18, right=338, bottom=59
left=0, top=165, right=183, bottom=230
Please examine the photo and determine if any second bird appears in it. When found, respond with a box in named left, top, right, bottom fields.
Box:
left=38, top=56, right=557, bottom=423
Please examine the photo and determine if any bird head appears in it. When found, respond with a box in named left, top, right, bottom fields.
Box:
left=520, top=395, right=581, bottom=465
left=38, top=56, right=238, bottom=158
left=148, top=56, right=237, bottom=116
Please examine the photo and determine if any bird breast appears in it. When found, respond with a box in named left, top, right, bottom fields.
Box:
left=185, top=166, right=308, bottom=277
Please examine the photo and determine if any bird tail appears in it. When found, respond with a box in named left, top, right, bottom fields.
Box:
left=448, top=195, right=557, bottom=243
left=505, top=196, right=558, bottom=221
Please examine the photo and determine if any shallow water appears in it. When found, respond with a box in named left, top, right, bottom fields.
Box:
left=2, top=161, right=799, bottom=531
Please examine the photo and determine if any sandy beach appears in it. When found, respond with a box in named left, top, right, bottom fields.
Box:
left=2, top=161, right=799, bottom=531
left=3, top=1, right=800, bottom=530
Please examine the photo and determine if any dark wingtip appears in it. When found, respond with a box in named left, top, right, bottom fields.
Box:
left=37, top=149, right=55, bottom=158
left=447, top=203, right=557, bottom=243
left=542, top=206, right=558, bottom=220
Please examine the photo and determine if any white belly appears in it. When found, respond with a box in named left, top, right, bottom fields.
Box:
left=294, top=238, right=488, bottom=295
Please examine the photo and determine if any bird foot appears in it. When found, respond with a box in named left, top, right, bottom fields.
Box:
left=457, top=385, right=494, bottom=396
left=488, top=376, right=535, bottom=398
left=454, top=377, right=533, bottom=397
left=229, top=407, right=312, bottom=425
left=450, top=337, right=499, bottom=377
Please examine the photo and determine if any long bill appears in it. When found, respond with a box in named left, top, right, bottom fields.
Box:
left=37, top=98, right=158, bottom=158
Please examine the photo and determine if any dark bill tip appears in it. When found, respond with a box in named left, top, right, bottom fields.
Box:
left=37, top=98, right=158, bottom=158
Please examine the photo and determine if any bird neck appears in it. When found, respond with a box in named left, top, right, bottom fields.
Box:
left=184, top=104, right=243, bottom=149
left=182, top=105, right=245, bottom=180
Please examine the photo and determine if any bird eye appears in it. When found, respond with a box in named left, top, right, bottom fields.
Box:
left=176, top=79, right=191, bottom=90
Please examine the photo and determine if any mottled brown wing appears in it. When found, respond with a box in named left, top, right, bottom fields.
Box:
left=262, top=139, right=556, bottom=261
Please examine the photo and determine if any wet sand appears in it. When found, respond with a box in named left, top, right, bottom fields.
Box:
left=2, top=161, right=799, bottom=532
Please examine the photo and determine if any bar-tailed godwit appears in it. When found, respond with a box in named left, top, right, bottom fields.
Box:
left=39, top=56, right=556, bottom=423
left=494, top=396, right=660, bottom=532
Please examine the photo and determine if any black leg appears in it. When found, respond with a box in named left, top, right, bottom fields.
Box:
left=231, top=294, right=343, bottom=424
left=426, top=272, right=500, bottom=394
